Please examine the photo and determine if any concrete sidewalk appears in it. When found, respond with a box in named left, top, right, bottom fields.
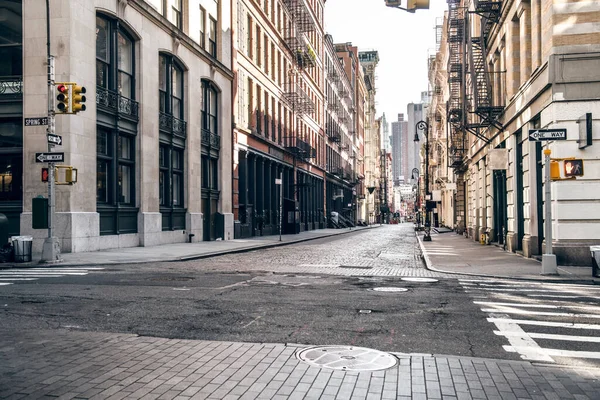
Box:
left=417, top=230, right=599, bottom=283
left=1, top=227, right=373, bottom=269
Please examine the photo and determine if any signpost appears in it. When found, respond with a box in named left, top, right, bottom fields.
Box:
left=528, top=129, right=564, bottom=275
left=36, top=152, right=64, bottom=163
left=24, top=117, right=48, bottom=126
left=528, top=129, right=567, bottom=141
left=275, top=176, right=283, bottom=242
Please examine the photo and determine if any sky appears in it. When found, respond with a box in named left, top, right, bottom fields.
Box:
left=324, top=0, right=447, bottom=125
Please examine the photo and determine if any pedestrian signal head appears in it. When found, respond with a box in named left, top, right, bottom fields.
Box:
left=56, top=84, right=69, bottom=113
left=564, top=159, right=584, bottom=177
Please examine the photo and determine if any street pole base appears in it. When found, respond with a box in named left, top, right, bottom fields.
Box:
left=40, top=236, right=62, bottom=264
left=541, top=254, right=558, bottom=275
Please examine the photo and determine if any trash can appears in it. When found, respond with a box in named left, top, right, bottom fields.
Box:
left=591, top=246, right=600, bottom=278
left=12, top=236, right=33, bottom=263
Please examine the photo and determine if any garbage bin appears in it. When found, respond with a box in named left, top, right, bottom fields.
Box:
left=12, top=236, right=33, bottom=263
left=591, top=246, right=600, bottom=278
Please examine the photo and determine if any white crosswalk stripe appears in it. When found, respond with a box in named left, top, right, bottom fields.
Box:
left=0, top=267, right=103, bottom=285
left=460, top=278, right=600, bottom=365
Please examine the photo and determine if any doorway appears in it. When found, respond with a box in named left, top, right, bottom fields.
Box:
left=493, top=169, right=507, bottom=245
left=202, top=197, right=218, bottom=241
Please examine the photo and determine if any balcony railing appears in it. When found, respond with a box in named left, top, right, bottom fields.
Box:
left=201, top=129, right=220, bottom=149
left=96, top=86, right=139, bottom=121
left=159, top=112, right=187, bottom=139
left=0, top=76, right=23, bottom=98
left=284, top=136, right=316, bottom=160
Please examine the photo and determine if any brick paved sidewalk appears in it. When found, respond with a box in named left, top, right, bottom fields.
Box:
left=1, top=329, right=599, bottom=399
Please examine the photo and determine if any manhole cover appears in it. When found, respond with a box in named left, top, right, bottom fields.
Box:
left=297, top=346, right=398, bottom=371
left=372, top=287, right=409, bottom=292
left=401, top=277, right=439, bottom=283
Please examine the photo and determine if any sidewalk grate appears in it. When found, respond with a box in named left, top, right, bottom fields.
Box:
left=297, top=346, right=398, bottom=371
left=339, top=265, right=373, bottom=269
left=372, top=287, right=409, bottom=292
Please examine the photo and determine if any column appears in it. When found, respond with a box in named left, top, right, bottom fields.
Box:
left=519, top=2, right=532, bottom=84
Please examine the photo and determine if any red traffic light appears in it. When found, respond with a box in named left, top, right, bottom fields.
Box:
left=56, top=84, right=67, bottom=93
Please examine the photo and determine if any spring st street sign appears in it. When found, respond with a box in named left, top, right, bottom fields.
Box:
left=528, top=129, right=567, bottom=141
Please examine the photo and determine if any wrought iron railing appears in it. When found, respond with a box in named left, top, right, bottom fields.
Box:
left=201, top=129, right=221, bottom=148
left=159, top=112, right=187, bottom=139
left=0, top=76, right=23, bottom=97
left=96, top=86, right=139, bottom=121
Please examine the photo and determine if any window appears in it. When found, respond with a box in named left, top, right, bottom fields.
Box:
left=264, top=34, right=269, bottom=73
left=163, top=0, right=182, bottom=28
left=209, top=17, right=217, bottom=57
left=199, top=6, right=206, bottom=49
left=202, top=81, right=218, bottom=136
left=0, top=153, right=22, bottom=202
left=96, top=15, right=135, bottom=100
left=96, top=128, right=135, bottom=206
left=159, top=54, right=184, bottom=120
left=247, top=15, right=253, bottom=58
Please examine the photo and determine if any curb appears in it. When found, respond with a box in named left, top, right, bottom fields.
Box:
left=0, top=226, right=375, bottom=269
left=416, top=234, right=600, bottom=284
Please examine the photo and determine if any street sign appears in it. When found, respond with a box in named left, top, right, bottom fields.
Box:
left=36, top=152, right=64, bottom=163
left=47, top=133, right=62, bottom=146
left=24, top=117, right=48, bottom=126
left=528, top=129, right=567, bottom=141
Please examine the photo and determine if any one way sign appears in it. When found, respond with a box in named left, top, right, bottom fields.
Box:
left=528, top=129, right=567, bottom=141
left=36, top=152, right=64, bottom=163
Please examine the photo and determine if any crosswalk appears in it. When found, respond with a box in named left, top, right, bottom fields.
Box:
left=0, top=267, right=104, bottom=286
left=460, top=278, right=600, bottom=366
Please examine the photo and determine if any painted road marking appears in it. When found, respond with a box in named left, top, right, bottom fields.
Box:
left=489, top=315, right=553, bottom=362
left=487, top=318, right=600, bottom=330
left=0, top=283, right=12, bottom=286
left=463, top=280, right=600, bottom=363
left=0, top=267, right=104, bottom=286
left=494, top=330, right=600, bottom=343
left=504, top=346, right=600, bottom=360
left=474, top=301, right=600, bottom=312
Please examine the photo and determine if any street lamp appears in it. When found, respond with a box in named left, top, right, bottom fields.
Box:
left=384, top=0, right=430, bottom=13
left=411, top=168, right=420, bottom=230
left=414, top=120, right=432, bottom=241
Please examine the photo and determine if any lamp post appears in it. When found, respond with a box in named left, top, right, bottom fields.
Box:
left=415, top=120, right=432, bottom=241
left=411, top=168, right=420, bottom=230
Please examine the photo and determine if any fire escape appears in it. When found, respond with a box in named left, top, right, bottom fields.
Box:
left=446, top=0, right=503, bottom=169
left=282, top=0, right=317, bottom=161
left=469, top=0, right=503, bottom=132
left=446, top=0, right=466, bottom=168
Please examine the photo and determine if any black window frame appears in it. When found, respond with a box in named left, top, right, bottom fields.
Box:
left=163, top=0, right=182, bottom=29
left=199, top=6, right=206, bottom=49
left=96, top=15, right=136, bottom=100
left=209, top=17, right=217, bottom=58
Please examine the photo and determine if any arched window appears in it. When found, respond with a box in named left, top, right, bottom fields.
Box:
left=159, top=53, right=186, bottom=231
left=96, top=14, right=138, bottom=235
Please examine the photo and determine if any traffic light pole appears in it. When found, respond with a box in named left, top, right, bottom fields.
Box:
left=41, top=0, right=60, bottom=263
left=541, top=145, right=557, bottom=274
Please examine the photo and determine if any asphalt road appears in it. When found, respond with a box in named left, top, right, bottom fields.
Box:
left=0, top=226, right=520, bottom=364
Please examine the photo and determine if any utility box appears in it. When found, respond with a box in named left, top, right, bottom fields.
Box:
left=32, top=196, right=49, bottom=229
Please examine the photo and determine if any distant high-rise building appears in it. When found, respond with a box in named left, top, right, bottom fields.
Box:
left=381, top=113, right=391, bottom=152
left=407, top=103, right=425, bottom=182
left=391, top=113, right=407, bottom=186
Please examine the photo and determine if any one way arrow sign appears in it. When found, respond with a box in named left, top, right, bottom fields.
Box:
left=47, top=133, right=62, bottom=146
left=36, top=152, right=64, bottom=163
left=528, top=129, right=567, bottom=141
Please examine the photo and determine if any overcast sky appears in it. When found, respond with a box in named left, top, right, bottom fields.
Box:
left=324, top=0, right=447, bottom=125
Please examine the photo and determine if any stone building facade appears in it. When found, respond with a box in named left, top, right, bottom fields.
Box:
left=2, top=0, right=234, bottom=255
left=427, top=0, right=600, bottom=265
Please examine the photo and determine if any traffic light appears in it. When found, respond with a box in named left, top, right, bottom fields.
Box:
left=407, top=0, right=429, bottom=10
left=42, top=168, right=49, bottom=182
left=72, top=85, right=87, bottom=113
left=564, top=159, right=584, bottom=177
left=56, top=83, right=70, bottom=113
left=550, top=160, right=560, bottom=180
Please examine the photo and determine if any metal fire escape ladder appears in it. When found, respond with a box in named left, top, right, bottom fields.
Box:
left=467, top=0, right=504, bottom=136
left=446, top=1, right=466, bottom=168
left=282, top=0, right=317, bottom=69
